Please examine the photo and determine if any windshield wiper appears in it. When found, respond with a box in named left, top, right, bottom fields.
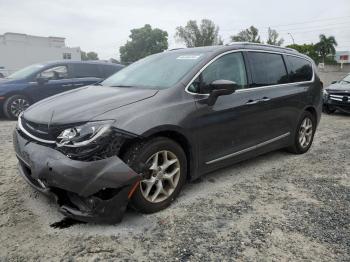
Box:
left=110, top=85, right=134, bottom=88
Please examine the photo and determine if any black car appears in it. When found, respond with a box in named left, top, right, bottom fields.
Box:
left=323, top=74, right=350, bottom=114
left=13, top=43, right=322, bottom=223
left=0, top=61, right=123, bottom=119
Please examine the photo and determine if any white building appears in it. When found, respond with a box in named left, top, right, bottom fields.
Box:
left=0, top=32, right=81, bottom=74
left=335, top=51, right=350, bottom=64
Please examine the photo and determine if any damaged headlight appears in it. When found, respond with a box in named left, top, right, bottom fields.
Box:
left=57, top=120, right=115, bottom=147
left=323, top=89, right=329, bottom=98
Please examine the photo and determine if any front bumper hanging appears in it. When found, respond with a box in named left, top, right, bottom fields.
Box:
left=13, top=129, right=141, bottom=223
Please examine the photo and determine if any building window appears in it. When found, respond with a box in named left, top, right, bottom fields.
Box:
left=63, top=53, right=72, bottom=60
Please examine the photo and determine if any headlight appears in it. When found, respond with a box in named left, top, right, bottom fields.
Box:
left=57, top=120, right=115, bottom=147
left=323, top=89, right=328, bottom=95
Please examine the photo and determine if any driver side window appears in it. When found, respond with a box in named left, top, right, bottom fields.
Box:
left=188, top=52, right=247, bottom=94
left=38, top=66, right=68, bottom=81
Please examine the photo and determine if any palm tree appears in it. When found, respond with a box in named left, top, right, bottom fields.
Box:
left=315, top=34, right=337, bottom=63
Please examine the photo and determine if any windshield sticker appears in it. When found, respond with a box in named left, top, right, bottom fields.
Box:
left=176, top=55, right=202, bottom=60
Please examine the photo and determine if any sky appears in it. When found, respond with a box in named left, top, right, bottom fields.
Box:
left=1, top=0, right=350, bottom=60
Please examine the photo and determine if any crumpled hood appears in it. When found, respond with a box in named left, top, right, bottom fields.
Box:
left=23, top=85, right=158, bottom=124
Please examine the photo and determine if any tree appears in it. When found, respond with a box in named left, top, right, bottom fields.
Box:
left=81, top=51, right=99, bottom=60
left=266, top=27, right=284, bottom=46
left=231, top=26, right=261, bottom=43
left=119, top=24, right=168, bottom=64
left=175, top=19, right=223, bottom=47
left=286, top=44, right=319, bottom=63
left=315, top=34, right=337, bottom=63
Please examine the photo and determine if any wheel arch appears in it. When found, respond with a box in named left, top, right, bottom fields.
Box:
left=121, top=126, right=195, bottom=181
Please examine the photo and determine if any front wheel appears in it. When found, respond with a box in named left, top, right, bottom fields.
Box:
left=122, top=137, right=187, bottom=213
left=3, top=95, right=31, bottom=119
left=287, top=111, right=316, bottom=154
left=323, top=104, right=336, bottom=114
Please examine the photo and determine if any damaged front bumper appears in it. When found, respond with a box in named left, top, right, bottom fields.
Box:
left=13, top=129, right=141, bottom=223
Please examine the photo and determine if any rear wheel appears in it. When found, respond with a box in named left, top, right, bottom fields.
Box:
left=287, top=111, right=316, bottom=154
left=122, top=137, right=187, bottom=213
left=3, top=95, right=31, bottom=119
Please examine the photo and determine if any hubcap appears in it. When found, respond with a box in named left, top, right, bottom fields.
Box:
left=10, top=98, right=30, bottom=118
left=140, top=150, right=180, bottom=203
left=298, top=117, right=313, bottom=148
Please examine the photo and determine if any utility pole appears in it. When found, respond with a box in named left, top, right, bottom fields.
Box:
left=288, top=33, right=295, bottom=45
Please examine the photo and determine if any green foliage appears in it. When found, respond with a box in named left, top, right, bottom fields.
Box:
left=231, top=26, right=261, bottom=43
left=175, top=19, right=223, bottom=47
left=120, top=24, right=168, bottom=64
left=315, top=34, right=337, bottom=63
left=286, top=44, right=320, bottom=63
left=81, top=51, right=99, bottom=60
left=266, top=27, right=284, bottom=46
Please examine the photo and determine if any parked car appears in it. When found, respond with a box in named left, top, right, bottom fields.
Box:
left=13, top=43, right=322, bottom=223
left=323, top=74, right=350, bottom=114
left=0, top=61, right=123, bottom=119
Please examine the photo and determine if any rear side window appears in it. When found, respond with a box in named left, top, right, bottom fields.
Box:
left=247, top=52, right=288, bottom=87
left=72, top=64, right=102, bottom=78
left=287, top=56, right=313, bottom=82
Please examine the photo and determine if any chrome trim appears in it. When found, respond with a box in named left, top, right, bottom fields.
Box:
left=185, top=49, right=314, bottom=96
left=205, top=132, right=290, bottom=165
left=18, top=115, right=56, bottom=144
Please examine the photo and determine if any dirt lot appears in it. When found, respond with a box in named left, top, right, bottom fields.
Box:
left=0, top=112, right=349, bottom=261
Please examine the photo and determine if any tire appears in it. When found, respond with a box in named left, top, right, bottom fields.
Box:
left=287, top=111, right=316, bottom=154
left=3, top=95, right=31, bottom=120
left=323, top=104, right=336, bottom=114
left=122, top=137, right=187, bottom=213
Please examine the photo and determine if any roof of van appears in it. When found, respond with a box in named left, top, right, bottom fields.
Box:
left=167, top=43, right=310, bottom=59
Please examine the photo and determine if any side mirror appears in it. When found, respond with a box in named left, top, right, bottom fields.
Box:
left=36, top=76, right=49, bottom=85
left=207, top=80, right=237, bottom=106
left=331, top=80, right=338, bottom=84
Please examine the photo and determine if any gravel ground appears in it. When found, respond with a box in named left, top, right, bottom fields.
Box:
left=0, top=112, right=349, bottom=261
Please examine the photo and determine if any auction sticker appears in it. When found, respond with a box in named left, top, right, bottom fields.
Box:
left=176, top=55, right=202, bottom=60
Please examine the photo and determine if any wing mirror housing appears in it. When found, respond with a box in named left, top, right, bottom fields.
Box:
left=207, top=80, right=237, bottom=106
left=36, top=76, right=49, bottom=85
left=331, top=80, right=338, bottom=84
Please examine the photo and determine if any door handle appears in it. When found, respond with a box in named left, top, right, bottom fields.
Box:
left=246, top=99, right=260, bottom=105
left=62, top=84, right=72, bottom=87
left=260, top=97, right=270, bottom=102
left=74, top=83, right=84, bottom=87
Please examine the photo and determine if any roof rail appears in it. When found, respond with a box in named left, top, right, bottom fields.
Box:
left=167, top=48, right=186, bottom=51
left=227, top=42, right=298, bottom=53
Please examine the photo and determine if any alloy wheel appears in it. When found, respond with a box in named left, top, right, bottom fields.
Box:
left=298, top=117, right=313, bottom=148
left=10, top=98, right=30, bottom=118
left=140, top=150, right=181, bottom=203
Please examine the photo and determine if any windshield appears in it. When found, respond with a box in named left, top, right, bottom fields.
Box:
left=7, top=64, right=44, bottom=80
left=102, top=52, right=207, bottom=89
left=340, top=74, right=350, bottom=84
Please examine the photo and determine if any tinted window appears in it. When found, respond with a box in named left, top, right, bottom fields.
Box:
left=248, top=52, right=288, bottom=87
left=287, top=56, right=313, bottom=82
left=72, top=64, right=102, bottom=78
left=188, top=52, right=247, bottom=93
left=99, top=65, right=122, bottom=78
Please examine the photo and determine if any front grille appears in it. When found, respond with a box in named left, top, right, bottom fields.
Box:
left=329, top=94, right=349, bottom=102
left=20, top=116, right=84, bottom=141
